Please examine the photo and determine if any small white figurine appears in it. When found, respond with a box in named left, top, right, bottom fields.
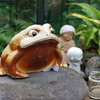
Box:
left=67, top=47, right=85, bottom=77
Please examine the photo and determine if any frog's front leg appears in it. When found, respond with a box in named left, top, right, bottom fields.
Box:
left=6, top=50, right=29, bottom=78
left=53, top=47, right=61, bottom=63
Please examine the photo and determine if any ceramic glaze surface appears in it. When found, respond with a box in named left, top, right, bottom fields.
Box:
left=0, top=23, right=62, bottom=78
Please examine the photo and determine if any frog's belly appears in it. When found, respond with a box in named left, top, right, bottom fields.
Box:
left=16, top=47, right=57, bottom=73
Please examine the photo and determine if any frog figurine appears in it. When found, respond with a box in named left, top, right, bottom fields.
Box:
left=0, top=23, right=62, bottom=78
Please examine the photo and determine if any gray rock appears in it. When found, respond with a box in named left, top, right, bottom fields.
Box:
left=0, top=68, right=87, bottom=100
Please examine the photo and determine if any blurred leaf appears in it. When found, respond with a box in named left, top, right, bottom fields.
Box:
left=60, top=46, right=64, bottom=50
left=98, top=29, right=100, bottom=55
left=13, top=19, right=33, bottom=32
left=67, top=13, right=100, bottom=27
left=66, top=3, right=100, bottom=19
left=76, top=24, right=87, bottom=32
left=84, top=27, right=98, bottom=47
left=82, top=19, right=93, bottom=26
left=0, top=33, right=13, bottom=45
left=66, top=3, right=100, bottom=54
left=0, top=19, right=34, bottom=54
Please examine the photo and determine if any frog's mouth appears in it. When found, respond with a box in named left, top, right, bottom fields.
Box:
left=21, top=37, right=59, bottom=49
left=17, top=37, right=60, bottom=73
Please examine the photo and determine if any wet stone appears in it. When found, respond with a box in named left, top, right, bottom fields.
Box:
left=0, top=68, right=88, bottom=100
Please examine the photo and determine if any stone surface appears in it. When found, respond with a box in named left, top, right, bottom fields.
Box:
left=0, top=68, right=88, bottom=100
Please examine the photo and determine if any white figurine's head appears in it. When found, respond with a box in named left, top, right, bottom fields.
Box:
left=67, top=47, right=83, bottom=62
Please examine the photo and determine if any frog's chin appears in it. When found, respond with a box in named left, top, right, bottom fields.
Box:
left=20, top=37, right=59, bottom=49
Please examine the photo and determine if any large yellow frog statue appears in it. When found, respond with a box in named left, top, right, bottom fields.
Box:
left=0, top=23, right=62, bottom=78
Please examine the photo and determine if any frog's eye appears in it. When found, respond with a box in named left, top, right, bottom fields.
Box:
left=50, top=28, right=55, bottom=34
left=29, top=30, right=38, bottom=37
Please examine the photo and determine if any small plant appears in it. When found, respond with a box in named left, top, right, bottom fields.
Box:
left=66, top=3, right=100, bottom=55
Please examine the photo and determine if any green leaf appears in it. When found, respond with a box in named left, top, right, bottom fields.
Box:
left=76, top=24, right=87, bottom=32
left=60, top=46, right=64, bottom=50
left=13, top=19, right=33, bottom=32
left=85, top=27, right=98, bottom=47
left=83, top=19, right=93, bottom=26
left=66, top=3, right=100, bottom=54
left=67, top=13, right=100, bottom=27
left=93, top=34, right=98, bottom=45
left=66, top=3, right=100, bottom=20
left=98, top=29, right=100, bottom=55
left=0, top=33, right=12, bottom=45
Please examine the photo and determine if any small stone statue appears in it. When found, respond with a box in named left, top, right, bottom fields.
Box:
left=67, top=47, right=85, bottom=77
left=58, top=25, right=76, bottom=65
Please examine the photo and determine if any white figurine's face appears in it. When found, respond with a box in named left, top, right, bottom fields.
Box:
left=61, top=32, right=73, bottom=41
left=67, top=47, right=83, bottom=62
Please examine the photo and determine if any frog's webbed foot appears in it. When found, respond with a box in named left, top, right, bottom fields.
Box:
left=8, top=69, right=29, bottom=78
left=6, top=63, right=29, bottom=78
left=60, top=64, right=68, bottom=67
left=43, top=66, right=59, bottom=72
left=14, top=71, right=29, bottom=78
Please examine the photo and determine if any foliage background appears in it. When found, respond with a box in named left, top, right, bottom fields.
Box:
left=0, top=0, right=100, bottom=55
